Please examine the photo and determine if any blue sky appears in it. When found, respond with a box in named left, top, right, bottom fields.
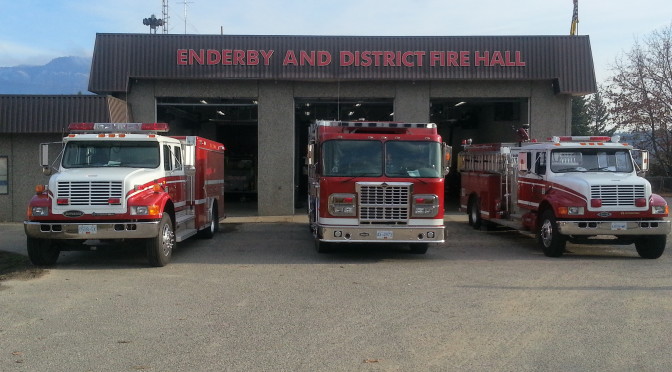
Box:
left=1, top=0, right=670, bottom=83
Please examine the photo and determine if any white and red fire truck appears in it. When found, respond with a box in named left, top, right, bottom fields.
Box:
left=306, top=120, right=451, bottom=254
left=24, top=122, right=226, bottom=267
left=458, top=132, right=671, bottom=258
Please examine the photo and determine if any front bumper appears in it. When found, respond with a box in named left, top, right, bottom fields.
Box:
left=557, top=220, right=671, bottom=236
left=24, top=221, right=160, bottom=240
left=317, top=225, right=445, bottom=243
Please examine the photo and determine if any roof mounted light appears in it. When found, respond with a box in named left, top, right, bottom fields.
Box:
left=68, top=122, right=169, bottom=134
left=548, top=136, right=614, bottom=143
left=316, top=120, right=436, bottom=129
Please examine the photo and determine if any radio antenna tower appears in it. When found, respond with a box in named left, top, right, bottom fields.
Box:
left=162, top=0, right=169, bottom=34
left=179, top=0, right=194, bottom=34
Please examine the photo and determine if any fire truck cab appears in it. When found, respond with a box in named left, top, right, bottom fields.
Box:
left=458, top=134, right=671, bottom=258
left=24, top=122, right=226, bottom=267
left=307, top=120, right=451, bottom=254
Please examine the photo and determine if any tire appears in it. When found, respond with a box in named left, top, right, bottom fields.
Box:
left=468, top=196, right=482, bottom=229
left=26, top=237, right=60, bottom=266
left=538, top=210, right=566, bottom=257
left=197, top=202, right=219, bottom=239
left=146, top=214, right=175, bottom=267
left=410, top=243, right=429, bottom=254
left=635, top=235, right=666, bottom=259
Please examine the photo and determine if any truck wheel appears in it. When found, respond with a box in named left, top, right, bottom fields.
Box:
left=635, top=236, right=666, bottom=259
left=146, top=214, right=175, bottom=267
left=468, top=196, right=482, bottom=229
left=26, top=237, right=60, bottom=266
left=197, top=202, right=219, bottom=239
left=410, top=243, right=429, bottom=254
left=538, top=210, right=566, bottom=257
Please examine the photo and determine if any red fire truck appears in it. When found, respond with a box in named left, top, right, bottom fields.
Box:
left=458, top=133, right=670, bottom=258
left=24, top=122, right=226, bottom=267
left=306, top=120, right=451, bottom=254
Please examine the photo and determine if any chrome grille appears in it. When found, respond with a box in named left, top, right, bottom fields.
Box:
left=357, top=183, right=411, bottom=222
left=57, top=181, right=123, bottom=206
left=590, top=185, right=646, bottom=206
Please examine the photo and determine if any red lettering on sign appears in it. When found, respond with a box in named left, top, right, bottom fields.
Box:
left=474, top=51, right=489, bottom=66
left=189, top=49, right=205, bottom=65
left=177, top=49, right=188, bottom=65
left=247, top=50, right=259, bottom=65
left=340, top=51, right=354, bottom=66
left=260, top=50, right=274, bottom=65
left=283, top=50, right=298, bottom=65
left=207, top=50, right=221, bottom=65
left=233, top=50, right=245, bottom=65
left=460, top=51, right=470, bottom=66
left=222, top=50, right=232, bottom=65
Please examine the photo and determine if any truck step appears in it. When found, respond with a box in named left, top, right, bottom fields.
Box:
left=175, top=228, right=197, bottom=243
left=175, top=214, right=195, bottom=226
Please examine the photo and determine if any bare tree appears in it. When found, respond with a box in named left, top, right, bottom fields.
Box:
left=608, top=23, right=672, bottom=175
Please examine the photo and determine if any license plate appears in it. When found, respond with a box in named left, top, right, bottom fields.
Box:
left=78, top=224, right=98, bottom=235
left=611, top=222, right=627, bottom=231
left=376, top=230, right=393, bottom=240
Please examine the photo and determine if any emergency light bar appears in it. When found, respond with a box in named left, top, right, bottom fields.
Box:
left=68, top=122, right=170, bottom=133
left=549, top=135, right=619, bottom=143
left=317, top=120, right=436, bottom=129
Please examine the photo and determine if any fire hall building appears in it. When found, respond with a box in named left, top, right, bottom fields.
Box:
left=0, top=34, right=596, bottom=221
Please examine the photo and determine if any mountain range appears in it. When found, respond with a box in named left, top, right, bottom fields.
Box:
left=0, top=56, right=92, bottom=95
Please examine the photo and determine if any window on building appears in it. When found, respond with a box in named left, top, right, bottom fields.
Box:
left=0, top=157, right=8, bottom=194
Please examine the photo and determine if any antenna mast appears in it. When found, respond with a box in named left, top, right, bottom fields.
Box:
left=180, top=0, right=194, bottom=34
left=162, top=0, right=169, bottom=34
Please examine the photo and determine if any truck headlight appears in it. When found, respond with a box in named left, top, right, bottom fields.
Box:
left=31, top=206, right=49, bottom=217
left=130, top=205, right=160, bottom=216
left=559, top=206, right=584, bottom=216
left=652, top=205, right=668, bottom=215
left=412, top=194, right=438, bottom=217
left=567, top=206, right=585, bottom=215
left=328, top=193, right=356, bottom=216
left=131, top=206, right=149, bottom=215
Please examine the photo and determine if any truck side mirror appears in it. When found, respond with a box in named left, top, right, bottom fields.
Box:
left=40, top=143, right=53, bottom=176
left=183, top=136, right=196, bottom=176
left=640, top=150, right=650, bottom=172
left=306, top=143, right=314, bottom=166
left=518, top=152, right=528, bottom=172
left=442, top=143, right=452, bottom=175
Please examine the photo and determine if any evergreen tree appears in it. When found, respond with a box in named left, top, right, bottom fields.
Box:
left=571, top=96, right=591, bottom=136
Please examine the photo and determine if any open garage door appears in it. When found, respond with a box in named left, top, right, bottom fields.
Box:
left=294, top=98, right=394, bottom=209
left=157, top=98, right=259, bottom=215
left=430, top=98, right=529, bottom=201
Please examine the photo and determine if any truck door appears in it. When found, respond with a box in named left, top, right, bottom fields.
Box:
left=164, top=144, right=187, bottom=204
left=517, top=150, right=547, bottom=210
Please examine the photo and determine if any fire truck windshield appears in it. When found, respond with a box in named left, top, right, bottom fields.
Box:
left=323, top=140, right=383, bottom=177
left=550, top=149, right=633, bottom=173
left=322, top=140, right=441, bottom=178
left=62, top=141, right=160, bottom=169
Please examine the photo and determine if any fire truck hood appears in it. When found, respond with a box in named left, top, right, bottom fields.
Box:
left=51, top=167, right=163, bottom=186
left=553, top=172, right=648, bottom=193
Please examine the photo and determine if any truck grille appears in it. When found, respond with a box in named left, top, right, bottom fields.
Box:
left=590, top=185, right=646, bottom=206
left=357, top=183, right=411, bottom=222
left=57, top=181, right=123, bottom=206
